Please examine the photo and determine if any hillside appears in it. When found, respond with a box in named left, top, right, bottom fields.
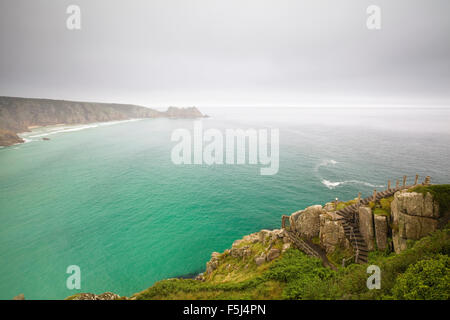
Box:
left=0, top=96, right=205, bottom=146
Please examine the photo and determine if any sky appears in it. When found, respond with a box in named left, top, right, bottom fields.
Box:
left=0, top=0, right=449, bottom=107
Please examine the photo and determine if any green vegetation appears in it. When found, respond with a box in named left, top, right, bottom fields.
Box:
left=326, top=245, right=354, bottom=268
left=410, top=184, right=450, bottom=215
left=264, top=250, right=334, bottom=299
left=336, top=199, right=357, bottom=211
left=133, top=225, right=449, bottom=300
left=371, top=196, right=394, bottom=217
left=373, top=208, right=390, bottom=216
left=392, top=254, right=450, bottom=299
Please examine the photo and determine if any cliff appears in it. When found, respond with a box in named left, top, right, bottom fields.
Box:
left=0, top=96, right=206, bottom=146
left=64, top=183, right=450, bottom=300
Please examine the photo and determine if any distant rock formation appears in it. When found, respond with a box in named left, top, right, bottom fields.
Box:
left=0, top=96, right=206, bottom=146
left=164, top=106, right=205, bottom=118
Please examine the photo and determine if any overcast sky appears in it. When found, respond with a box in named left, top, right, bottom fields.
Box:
left=0, top=0, right=449, bottom=107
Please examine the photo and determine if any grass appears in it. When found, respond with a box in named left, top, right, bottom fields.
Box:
left=336, top=199, right=357, bottom=211
left=373, top=208, right=390, bottom=216
left=132, top=224, right=450, bottom=300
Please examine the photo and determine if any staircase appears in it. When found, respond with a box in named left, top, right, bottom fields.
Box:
left=334, top=185, right=412, bottom=264
left=282, top=174, right=429, bottom=266
left=284, top=229, right=337, bottom=270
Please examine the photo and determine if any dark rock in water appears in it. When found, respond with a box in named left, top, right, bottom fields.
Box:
left=13, top=293, right=25, bottom=300
left=42, top=137, right=50, bottom=141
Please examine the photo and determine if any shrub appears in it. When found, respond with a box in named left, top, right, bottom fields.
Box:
left=392, top=255, right=450, bottom=300
left=264, top=249, right=335, bottom=299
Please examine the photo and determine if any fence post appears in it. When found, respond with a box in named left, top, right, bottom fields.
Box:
left=396, top=180, right=399, bottom=189
left=388, top=180, right=391, bottom=190
left=403, top=175, right=407, bottom=187
left=373, top=189, right=377, bottom=202
left=424, top=176, right=431, bottom=186
left=414, top=174, right=419, bottom=185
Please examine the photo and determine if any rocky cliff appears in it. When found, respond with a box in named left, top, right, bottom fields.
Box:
left=0, top=96, right=206, bottom=146
left=60, top=183, right=449, bottom=300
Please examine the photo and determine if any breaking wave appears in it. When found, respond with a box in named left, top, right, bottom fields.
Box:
left=321, top=179, right=384, bottom=190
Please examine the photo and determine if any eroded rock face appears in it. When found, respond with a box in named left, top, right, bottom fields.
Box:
left=290, top=205, right=324, bottom=239
left=205, top=252, right=221, bottom=274
left=358, top=206, right=375, bottom=251
left=392, top=191, right=439, bottom=218
left=319, top=213, right=350, bottom=253
left=374, top=215, right=388, bottom=251
left=391, top=190, right=441, bottom=253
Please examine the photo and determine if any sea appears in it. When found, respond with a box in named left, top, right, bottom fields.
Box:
left=1, top=106, right=449, bottom=299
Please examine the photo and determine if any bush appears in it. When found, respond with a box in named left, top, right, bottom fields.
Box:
left=264, top=249, right=335, bottom=299
left=392, top=255, right=450, bottom=300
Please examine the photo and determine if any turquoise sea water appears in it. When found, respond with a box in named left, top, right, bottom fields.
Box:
left=1, top=107, right=450, bottom=299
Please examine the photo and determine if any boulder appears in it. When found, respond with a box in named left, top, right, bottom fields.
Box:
left=255, top=256, right=265, bottom=266
left=374, top=215, right=388, bottom=251
left=282, top=243, right=291, bottom=253
left=319, top=213, right=350, bottom=253
left=267, top=248, right=280, bottom=261
left=258, top=230, right=271, bottom=244
left=230, top=245, right=251, bottom=259
left=13, top=293, right=25, bottom=300
left=358, top=206, right=375, bottom=251
left=291, top=205, right=324, bottom=238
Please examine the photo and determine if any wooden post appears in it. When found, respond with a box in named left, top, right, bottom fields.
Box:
left=357, top=192, right=361, bottom=207
left=403, top=175, right=407, bottom=187
left=424, top=176, right=431, bottom=186
left=388, top=180, right=391, bottom=190
left=396, top=180, right=399, bottom=189
left=414, top=174, right=419, bottom=185
left=373, top=189, right=377, bottom=202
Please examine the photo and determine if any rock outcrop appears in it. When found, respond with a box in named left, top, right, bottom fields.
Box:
left=319, top=212, right=350, bottom=253
left=203, top=229, right=286, bottom=277
left=289, top=205, right=324, bottom=239
left=0, top=96, right=206, bottom=146
left=391, top=190, right=441, bottom=253
left=374, top=215, right=388, bottom=251
left=165, top=106, right=205, bottom=118
left=358, top=206, right=375, bottom=251
left=67, top=292, right=120, bottom=300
